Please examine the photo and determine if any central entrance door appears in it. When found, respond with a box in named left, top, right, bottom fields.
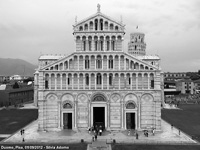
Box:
left=93, top=107, right=105, bottom=129
left=63, top=113, right=72, bottom=129
left=126, top=113, right=135, bottom=129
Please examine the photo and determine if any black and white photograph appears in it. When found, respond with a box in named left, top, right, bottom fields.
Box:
left=0, top=0, right=200, bottom=149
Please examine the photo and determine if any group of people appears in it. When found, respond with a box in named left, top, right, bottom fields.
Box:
left=143, top=128, right=155, bottom=137
left=20, top=129, right=25, bottom=142
left=88, top=125, right=103, bottom=141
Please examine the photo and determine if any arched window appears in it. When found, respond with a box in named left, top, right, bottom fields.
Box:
left=100, top=19, right=103, bottom=30
left=95, top=19, right=98, bottom=30
left=97, top=73, right=102, bottom=85
left=84, top=24, right=88, bottom=31
left=88, top=36, right=92, bottom=51
left=85, top=57, right=90, bottom=69
left=96, top=56, right=102, bottom=69
left=63, top=103, right=72, bottom=109
left=111, top=36, right=115, bottom=50
left=109, top=56, right=113, bottom=69
left=110, top=24, right=113, bottom=30
left=150, top=73, right=154, bottom=89
left=45, top=74, right=49, bottom=89
left=82, top=36, right=86, bottom=51
left=106, top=36, right=110, bottom=51
left=109, top=74, right=112, bottom=85
left=86, top=74, right=89, bottom=85
left=79, top=26, right=83, bottom=31
left=89, top=21, right=93, bottom=30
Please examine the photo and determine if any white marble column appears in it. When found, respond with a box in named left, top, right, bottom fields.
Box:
left=147, top=74, right=150, bottom=89
left=66, top=74, right=68, bottom=90
left=60, top=74, right=63, bottom=89
left=58, top=101, right=61, bottom=129
left=136, top=73, right=138, bottom=89
left=121, top=102, right=124, bottom=129
left=110, top=40, right=112, bottom=51
left=89, top=74, right=91, bottom=90
left=103, top=37, right=106, bottom=51
left=107, top=74, right=109, bottom=89
left=77, top=56, right=79, bottom=70
left=95, top=74, right=97, bottom=90
left=74, top=101, right=77, bottom=129
left=72, top=75, right=74, bottom=90
left=83, top=74, right=85, bottom=90
left=55, top=74, right=57, bottom=90
left=77, top=74, right=79, bottom=90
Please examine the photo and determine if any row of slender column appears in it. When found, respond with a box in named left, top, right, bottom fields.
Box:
left=49, top=56, right=152, bottom=71
left=44, top=73, right=154, bottom=90
left=77, top=39, right=119, bottom=51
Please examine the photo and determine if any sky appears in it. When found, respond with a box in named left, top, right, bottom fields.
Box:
left=0, top=0, right=200, bottom=72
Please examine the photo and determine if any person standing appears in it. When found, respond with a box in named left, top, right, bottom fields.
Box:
left=95, top=132, right=97, bottom=141
left=152, top=128, right=155, bottom=136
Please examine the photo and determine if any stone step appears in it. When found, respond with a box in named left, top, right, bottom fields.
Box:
left=87, top=140, right=111, bottom=150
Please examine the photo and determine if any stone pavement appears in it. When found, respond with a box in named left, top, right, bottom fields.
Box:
left=2, top=119, right=197, bottom=145
left=1, top=103, right=198, bottom=145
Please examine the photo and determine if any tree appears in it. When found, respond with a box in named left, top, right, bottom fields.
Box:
left=13, top=82, right=19, bottom=89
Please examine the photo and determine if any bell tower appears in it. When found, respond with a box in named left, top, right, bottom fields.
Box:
left=128, top=31, right=146, bottom=56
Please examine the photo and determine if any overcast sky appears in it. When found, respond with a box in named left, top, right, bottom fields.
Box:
left=0, top=0, right=200, bottom=72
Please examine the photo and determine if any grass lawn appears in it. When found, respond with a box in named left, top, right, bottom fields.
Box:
left=162, top=104, right=200, bottom=142
left=112, top=144, right=200, bottom=150
left=0, top=109, right=38, bottom=134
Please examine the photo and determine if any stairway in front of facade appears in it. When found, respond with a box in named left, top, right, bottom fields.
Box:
left=87, top=140, right=111, bottom=150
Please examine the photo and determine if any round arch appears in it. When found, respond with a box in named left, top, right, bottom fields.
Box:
left=91, top=92, right=107, bottom=102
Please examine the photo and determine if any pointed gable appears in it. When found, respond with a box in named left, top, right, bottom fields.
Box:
left=73, top=4, right=125, bottom=33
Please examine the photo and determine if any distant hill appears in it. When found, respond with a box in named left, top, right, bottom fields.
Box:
left=0, top=58, right=37, bottom=76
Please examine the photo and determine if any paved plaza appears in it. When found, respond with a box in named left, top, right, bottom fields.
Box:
left=2, top=118, right=197, bottom=144
left=1, top=103, right=198, bottom=145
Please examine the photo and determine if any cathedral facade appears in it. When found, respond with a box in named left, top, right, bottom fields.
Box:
left=34, top=5, right=163, bottom=132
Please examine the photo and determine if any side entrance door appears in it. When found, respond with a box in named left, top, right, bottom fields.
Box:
left=63, top=113, right=72, bottom=129
left=126, top=113, right=135, bottom=129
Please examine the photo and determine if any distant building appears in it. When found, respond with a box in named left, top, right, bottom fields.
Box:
left=164, top=80, right=181, bottom=96
left=0, top=84, right=34, bottom=107
left=164, top=72, right=189, bottom=81
left=193, top=79, right=200, bottom=93
left=10, top=75, right=23, bottom=80
left=0, top=75, right=10, bottom=83
left=176, top=79, right=195, bottom=94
